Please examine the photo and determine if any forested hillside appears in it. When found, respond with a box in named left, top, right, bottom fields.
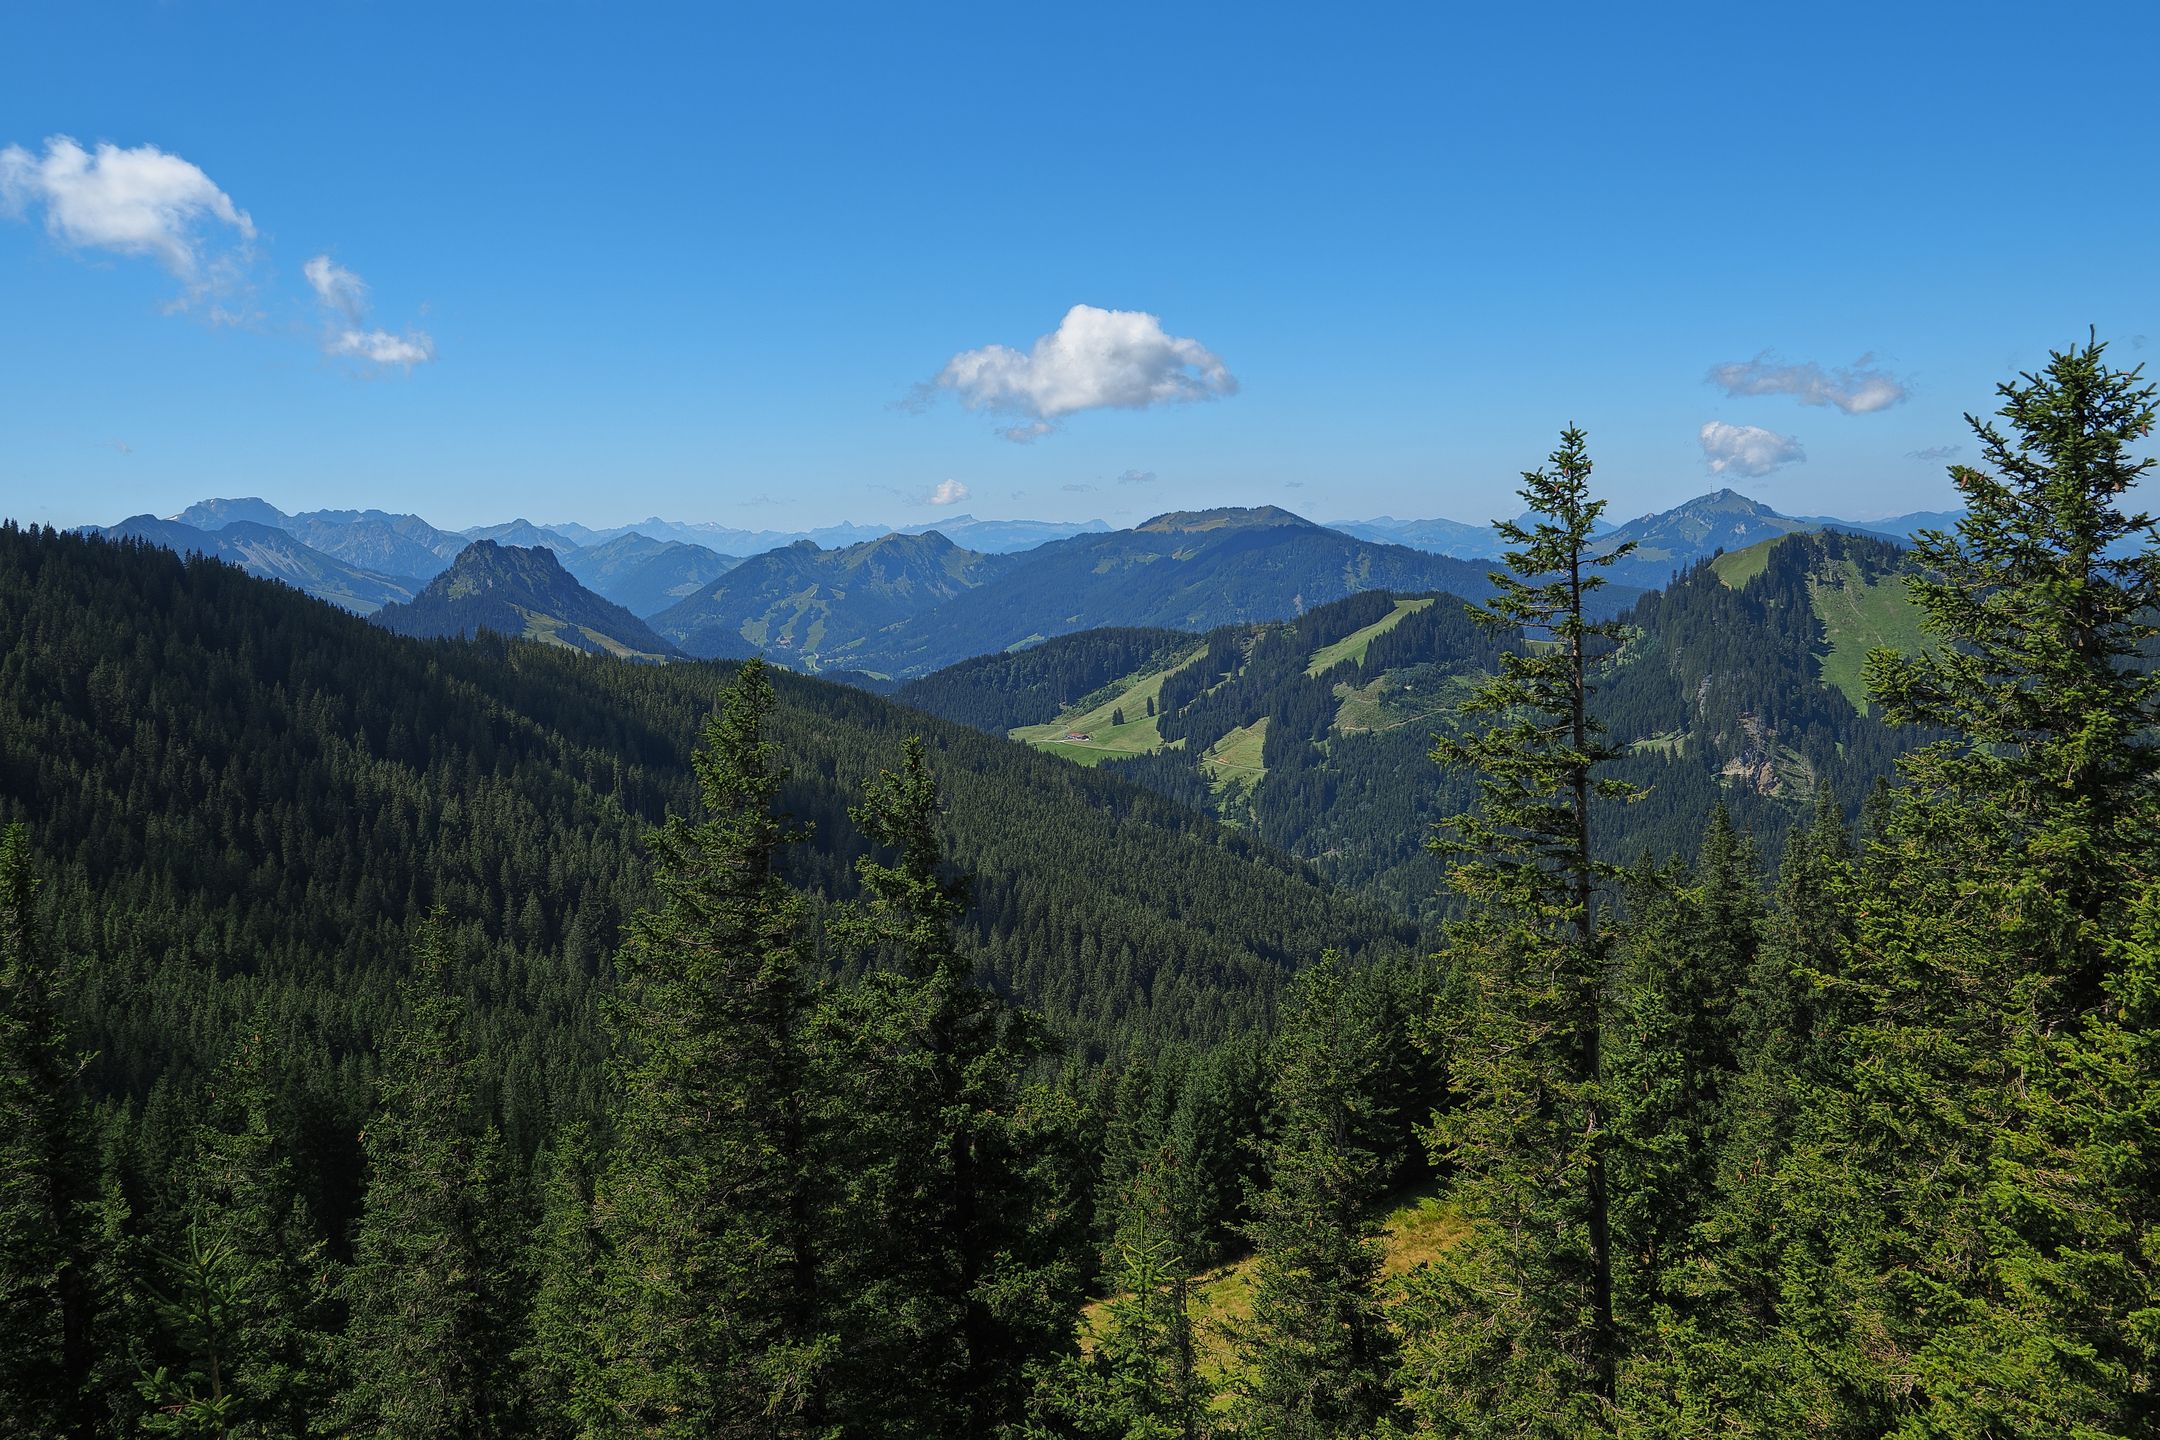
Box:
left=0, top=524, right=1403, bottom=1094
left=903, top=530, right=1929, bottom=913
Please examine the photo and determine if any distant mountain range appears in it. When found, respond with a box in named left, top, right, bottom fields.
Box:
left=90, top=515, right=420, bottom=614
left=72, top=489, right=1964, bottom=673
left=375, top=541, right=681, bottom=660
left=561, top=532, right=745, bottom=617
left=1330, top=492, right=1952, bottom=574
left=541, top=513, right=1112, bottom=556
left=849, top=506, right=1526, bottom=678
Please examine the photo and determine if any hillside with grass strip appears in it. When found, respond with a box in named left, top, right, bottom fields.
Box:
left=1809, top=554, right=1931, bottom=713
left=1305, top=596, right=1434, bottom=675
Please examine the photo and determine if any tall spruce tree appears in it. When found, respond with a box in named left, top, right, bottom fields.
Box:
left=0, top=824, right=96, bottom=1439
left=1227, top=954, right=1400, bottom=1440
left=331, top=914, right=520, bottom=1438
left=583, top=659, right=836, bottom=1438
left=149, top=1019, right=336, bottom=1438
left=1866, top=332, right=2160, bottom=1012
left=519, top=1125, right=603, bottom=1440
left=819, top=735, right=1079, bottom=1438
left=1828, top=337, right=2160, bottom=1435
left=1397, top=426, right=1637, bottom=1436
left=1608, top=805, right=1760, bottom=1321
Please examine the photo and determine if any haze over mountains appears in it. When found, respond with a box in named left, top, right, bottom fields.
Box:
left=76, top=488, right=1954, bottom=678
left=375, top=541, right=683, bottom=662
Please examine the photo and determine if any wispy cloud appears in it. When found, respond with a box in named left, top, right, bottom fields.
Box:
left=303, top=255, right=367, bottom=319
left=0, top=135, right=254, bottom=278
left=921, top=304, right=1237, bottom=442
left=1116, top=468, right=1157, bottom=485
left=925, top=478, right=969, bottom=506
left=1707, top=351, right=1908, bottom=414
left=1700, top=421, right=1804, bottom=477
left=327, top=327, right=434, bottom=367
left=1062, top=482, right=1096, bottom=493
left=1905, top=444, right=1961, bottom=462
left=306, top=253, right=433, bottom=370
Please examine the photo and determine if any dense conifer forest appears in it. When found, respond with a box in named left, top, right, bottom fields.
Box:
left=2, top=338, right=2156, bottom=1438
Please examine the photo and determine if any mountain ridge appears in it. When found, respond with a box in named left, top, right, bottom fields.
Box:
left=374, top=540, right=682, bottom=660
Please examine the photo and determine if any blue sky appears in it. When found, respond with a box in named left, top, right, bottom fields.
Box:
left=4, top=1, right=2156, bottom=534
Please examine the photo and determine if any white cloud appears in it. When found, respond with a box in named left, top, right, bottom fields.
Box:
left=1906, top=443, right=1961, bottom=461
left=0, top=135, right=253, bottom=279
left=928, top=304, right=1237, bottom=441
left=1700, top=421, right=1804, bottom=477
left=1707, top=352, right=1907, bottom=414
left=303, top=255, right=367, bottom=320
left=1116, top=468, right=1157, bottom=485
left=306, top=254, right=432, bottom=369
left=925, top=478, right=969, bottom=506
left=328, top=328, right=435, bottom=367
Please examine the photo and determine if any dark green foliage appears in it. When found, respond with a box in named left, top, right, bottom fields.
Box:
left=152, top=1021, right=336, bottom=1437
left=515, top=1125, right=602, bottom=1440
left=1228, top=956, right=1402, bottom=1439
left=820, top=737, right=1084, bottom=1437
left=135, top=1223, right=246, bottom=1438
left=0, top=521, right=1406, bottom=1230
left=1812, top=336, right=2160, bottom=1435
left=582, top=660, right=836, bottom=1435
left=1607, top=807, right=1759, bottom=1321
left=1865, top=334, right=2160, bottom=1013
left=0, top=823, right=97, bottom=1439
left=1033, top=1150, right=1208, bottom=1440
left=1401, top=426, right=1638, bottom=1432
left=331, top=916, right=523, bottom=1438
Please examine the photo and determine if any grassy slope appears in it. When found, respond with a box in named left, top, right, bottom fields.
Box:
left=1305, top=596, right=1434, bottom=676
left=1710, top=537, right=1777, bottom=589
left=1809, top=558, right=1929, bottom=713
left=516, top=608, right=675, bottom=662
left=1009, top=646, right=1207, bottom=766
left=1081, top=1187, right=1468, bottom=1395
left=1203, top=717, right=1270, bottom=796
left=1708, top=537, right=1928, bottom=715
